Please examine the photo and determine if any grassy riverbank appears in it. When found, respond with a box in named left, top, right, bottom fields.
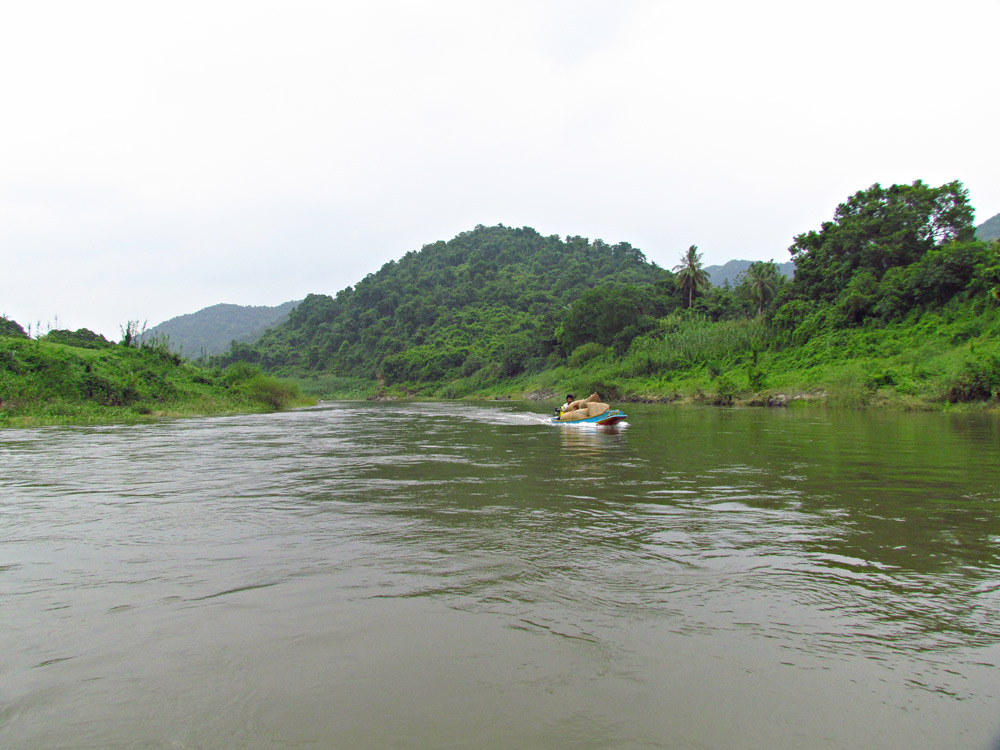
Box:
left=340, top=304, right=1000, bottom=411
left=0, top=334, right=314, bottom=428
left=7, top=300, right=995, bottom=428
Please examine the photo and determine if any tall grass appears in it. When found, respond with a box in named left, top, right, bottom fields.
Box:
left=619, top=316, right=772, bottom=377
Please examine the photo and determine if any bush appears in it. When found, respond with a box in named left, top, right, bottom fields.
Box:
left=713, top=375, right=738, bottom=405
left=747, top=367, right=767, bottom=391
left=1, top=317, right=28, bottom=338
left=222, top=361, right=263, bottom=385
left=81, top=373, right=140, bottom=406
left=44, top=329, right=114, bottom=349
left=241, top=375, right=300, bottom=410
left=944, top=356, right=1000, bottom=403
left=568, top=342, right=611, bottom=368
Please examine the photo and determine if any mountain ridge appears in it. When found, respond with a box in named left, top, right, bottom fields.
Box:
left=144, top=301, right=300, bottom=357
left=703, top=259, right=794, bottom=288
left=976, top=211, right=1000, bottom=242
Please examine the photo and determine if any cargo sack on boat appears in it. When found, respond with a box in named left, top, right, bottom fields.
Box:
left=565, top=393, right=600, bottom=411
left=587, top=402, right=609, bottom=417
left=560, top=408, right=590, bottom=421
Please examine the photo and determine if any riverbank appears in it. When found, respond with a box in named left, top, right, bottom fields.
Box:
left=0, top=337, right=314, bottom=428
left=293, top=307, right=1000, bottom=413
left=5, top=303, right=1000, bottom=428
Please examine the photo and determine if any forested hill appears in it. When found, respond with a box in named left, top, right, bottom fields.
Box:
left=220, top=225, right=674, bottom=380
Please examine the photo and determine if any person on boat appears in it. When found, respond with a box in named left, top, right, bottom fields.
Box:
left=559, top=394, right=574, bottom=415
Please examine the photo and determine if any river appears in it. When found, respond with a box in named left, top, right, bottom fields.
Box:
left=2, top=401, right=999, bottom=749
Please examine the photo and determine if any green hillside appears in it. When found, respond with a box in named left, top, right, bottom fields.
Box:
left=218, top=225, right=678, bottom=381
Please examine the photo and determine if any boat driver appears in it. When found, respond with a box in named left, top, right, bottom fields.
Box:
left=560, top=394, right=574, bottom=415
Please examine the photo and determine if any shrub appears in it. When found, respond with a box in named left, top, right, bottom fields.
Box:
left=1, top=317, right=29, bottom=338
left=944, top=356, right=1000, bottom=403
left=747, top=367, right=767, bottom=391
left=44, top=329, right=114, bottom=349
left=714, top=374, right=738, bottom=405
left=241, top=375, right=300, bottom=410
left=222, top=361, right=263, bottom=385
left=81, top=373, right=140, bottom=406
left=461, top=352, right=486, bottom=377
left=568, top=342, right=611, bottom=368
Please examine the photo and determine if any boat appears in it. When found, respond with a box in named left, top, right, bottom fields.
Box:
left=550, top=408, right=628, bottom=426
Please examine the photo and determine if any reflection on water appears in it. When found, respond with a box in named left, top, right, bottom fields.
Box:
left=1, top=402, right=999, bottom=749
left=556, top=422, right=628, bottom=455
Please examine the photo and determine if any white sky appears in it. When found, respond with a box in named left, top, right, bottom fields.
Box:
left=2, top=0, right=998, bottom=339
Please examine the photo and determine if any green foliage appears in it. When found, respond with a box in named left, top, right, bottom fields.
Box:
left=238, top=375, right=301, bottom=410
left=944, top=356, right=1000, bottom=403
left=790, top=180, right=975, bottom=304
left=673, top=245, right=710, bottom=308
left=735, top=260, right=785, bottom=316
left=221, top=361, right=263, bottom=385
left=691, top=285, right=749, bottom=321
left=621, top=315, right=771, bottom=376
left=568, top=342, right=612, bottom=368
left=713, top=374, right=738, bottom=405
left=216, top=225, right=670, bottom=384
left=747, top=366, right=767, bottom=392
left=11, top=183, right=998, bottom=416
left=558, top=284, right=666, bottom=354
left=1, top=316, right=28, bottom=338
left=0, top=336, right=308, bottom=426
left=42, top=328, right=114, bottom=349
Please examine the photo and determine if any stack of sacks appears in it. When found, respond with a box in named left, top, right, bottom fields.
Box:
left=587, top=401, right=610, bottom=417
left=559, top=393, right=609, bottom=421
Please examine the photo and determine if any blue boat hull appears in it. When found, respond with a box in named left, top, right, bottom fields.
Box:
left=551, top=409, right=627, bottom=426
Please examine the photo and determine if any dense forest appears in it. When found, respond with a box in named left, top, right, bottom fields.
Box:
left=217, top=227, right=681, bottom=379
left=215, top=225, right=780, bottom=381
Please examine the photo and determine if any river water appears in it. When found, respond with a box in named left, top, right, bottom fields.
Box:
left=2, top=401, right=999, bottom=749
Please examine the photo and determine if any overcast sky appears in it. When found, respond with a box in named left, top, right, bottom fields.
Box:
left=3, top=0, right=998, bottom=339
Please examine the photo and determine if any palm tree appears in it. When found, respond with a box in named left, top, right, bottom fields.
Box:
left=673, top=245, right=710, bottom=308
left=741, top=261, right=781, bottom=316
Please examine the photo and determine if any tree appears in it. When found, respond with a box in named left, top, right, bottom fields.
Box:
left=789, top=180, right=975, bottom=303
left=674, top=245, right=710, bottom=308
left=737, top=261, right=782, bottom=316
left=557, top=284, right=660, bottom=355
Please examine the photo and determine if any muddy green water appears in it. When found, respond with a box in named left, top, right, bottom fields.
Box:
left=1, top=402, right=999, bottom=748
